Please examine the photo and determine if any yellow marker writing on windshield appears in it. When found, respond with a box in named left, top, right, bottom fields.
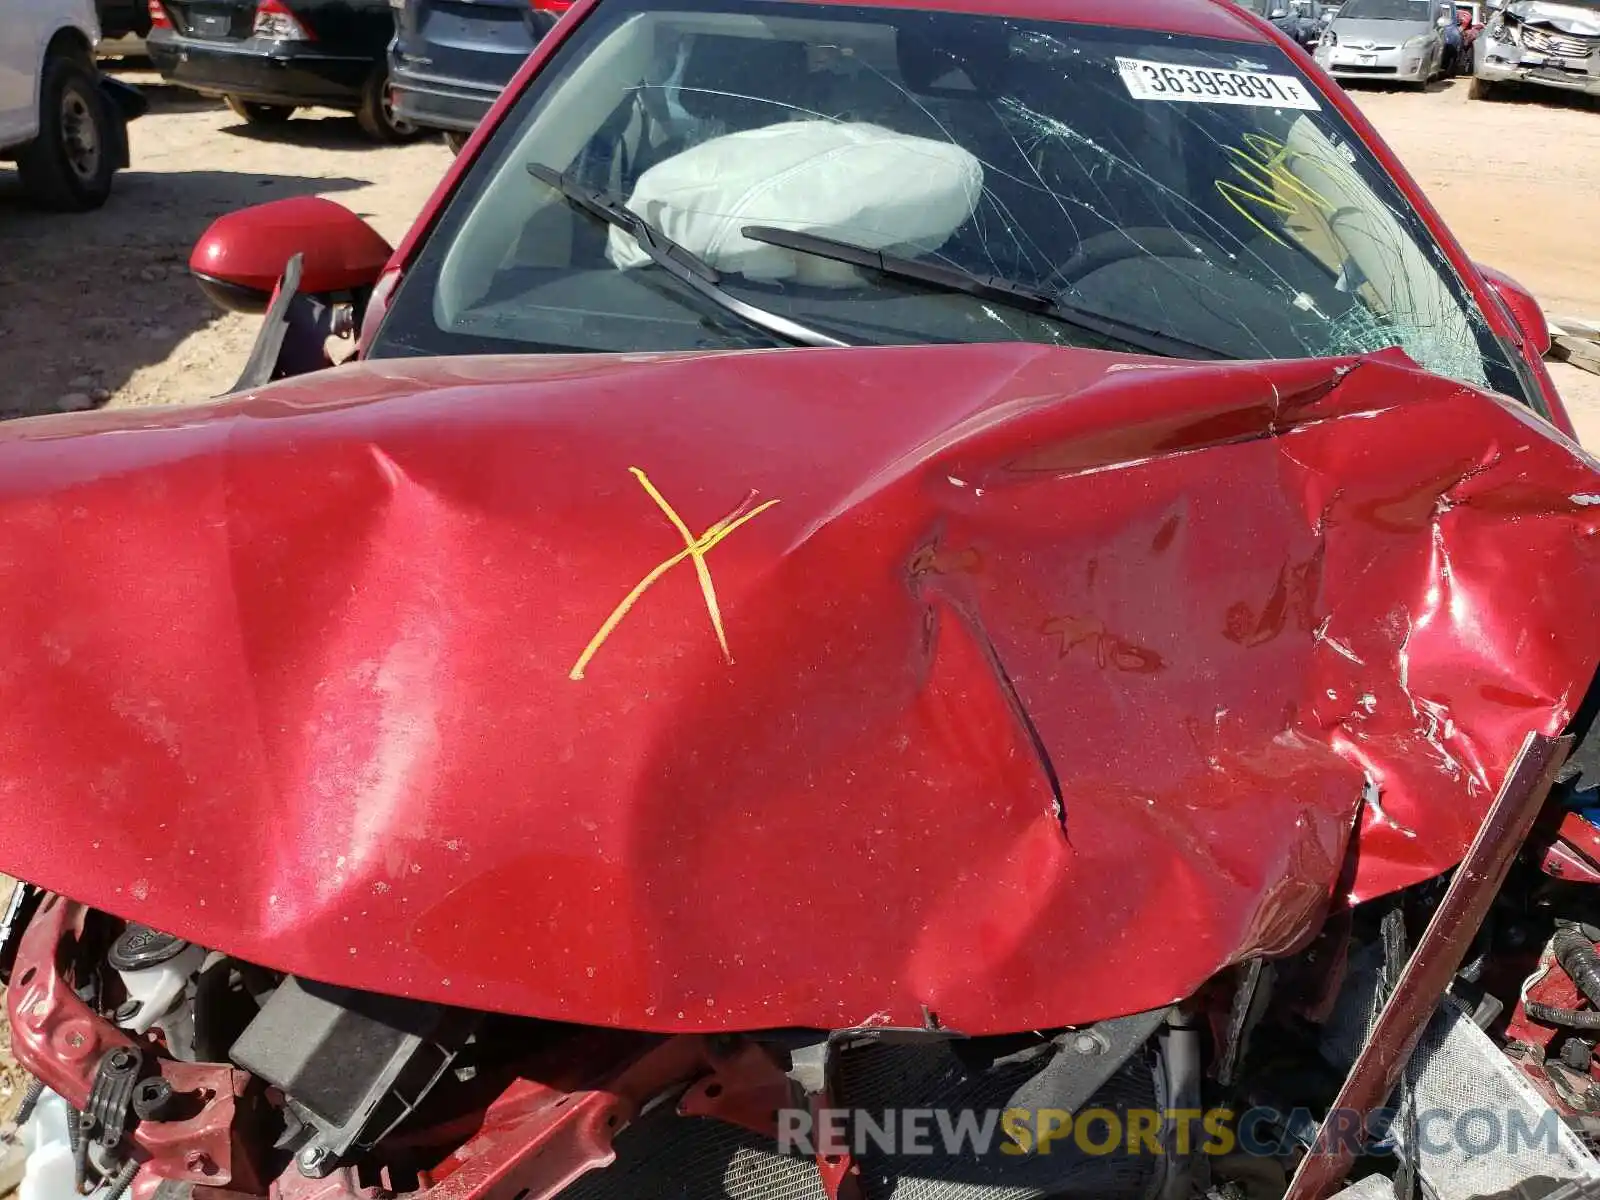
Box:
left=1216, top=132, right=1334, bottom=246
left=569, top=467, right=781, bottom=681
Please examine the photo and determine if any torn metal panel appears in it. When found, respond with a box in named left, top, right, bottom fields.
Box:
left=1286, top=732, right=1573, bottom=1200
left=0, top=342, right=1595, bottom=1035
left=1504, top=0, right=1600, bottom=35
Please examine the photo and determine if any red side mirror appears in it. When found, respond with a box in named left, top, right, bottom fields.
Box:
left=189, top=196, right=394, bottom=314
left=1475, top=263, right=1552, bottom=357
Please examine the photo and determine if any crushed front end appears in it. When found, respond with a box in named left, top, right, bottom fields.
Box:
left=1475, top=0, right=1600, bottom=95
left=18, top=802, right=1600, bottom=1200
left=5, top=342, right=1600, bottom=1200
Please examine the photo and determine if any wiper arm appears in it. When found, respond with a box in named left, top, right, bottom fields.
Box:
left=740, top=224, right=1229, bottom=361
left=527, top=164, right=848, bottom=349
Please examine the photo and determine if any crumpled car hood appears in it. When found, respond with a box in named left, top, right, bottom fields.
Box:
left=0, top=343, right=1597, bottom=1034
left=1504, top=0, right=1600, bottom=33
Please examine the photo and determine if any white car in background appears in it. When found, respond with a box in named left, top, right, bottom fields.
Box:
left=0, top=0, right=145, bottom=210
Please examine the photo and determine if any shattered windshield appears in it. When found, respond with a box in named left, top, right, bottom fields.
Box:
left=371, top=0, right=1525, bottom=398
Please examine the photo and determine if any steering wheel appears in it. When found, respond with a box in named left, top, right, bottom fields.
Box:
left=1045, top=227, right=1225, bottom=292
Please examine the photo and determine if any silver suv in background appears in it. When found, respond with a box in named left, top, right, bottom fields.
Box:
left=1314, top=0, right=1453, bottom=83
left=1471, top=0, right=1600, bottom=99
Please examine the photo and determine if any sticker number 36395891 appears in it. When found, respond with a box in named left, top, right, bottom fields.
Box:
left=1115, top=57, right=1322, bottom=110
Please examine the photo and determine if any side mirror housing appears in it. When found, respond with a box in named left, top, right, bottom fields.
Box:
left=1476, top=263, right=1551, bottom=356
left=189, top=196, right=394, bottom=314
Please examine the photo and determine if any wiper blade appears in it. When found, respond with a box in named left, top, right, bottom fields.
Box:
left=527, top=164, right=848, bottom=350
left=740, top=224, right=1229, bottom=361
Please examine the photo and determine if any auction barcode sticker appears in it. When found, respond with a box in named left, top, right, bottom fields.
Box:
left=1115, top=57, right=1321, bottom=109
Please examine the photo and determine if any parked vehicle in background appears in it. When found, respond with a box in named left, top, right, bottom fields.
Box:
left=1314, top=0, right=1452, bottom=84
left=0, top=0, right=144, bottom=209
left=389, top=0, right=558, bottom=154
left=96, top=0, right=152, bottom=41
left=147, top=0, right=419, bottom=141
left=1232, top=0, right=1325, bottom=46
left=96, top=0, right=152, bottom=58
left=1271, top=0, right=1326, bottom=46
left=1471, top=0, right=1600, bottom=98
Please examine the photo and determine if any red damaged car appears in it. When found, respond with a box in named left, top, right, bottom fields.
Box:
left=6, top=0, right=1600, bottom=1199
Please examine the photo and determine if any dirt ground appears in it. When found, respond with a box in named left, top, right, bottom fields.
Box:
left=0, top=65, right=1596, bottom=431
left=0, top=67, right=452, bottom=419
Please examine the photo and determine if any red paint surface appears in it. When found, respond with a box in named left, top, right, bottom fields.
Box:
left=191, top=196, right=393, bottom=298
left=0, top=343, right=1596, bottom=1034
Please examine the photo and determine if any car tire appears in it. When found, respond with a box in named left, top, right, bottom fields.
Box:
left=225, top=97, right=296, bottom=125
left=16, top=50, right=117, bottom=212
left=444, top=130, right=470, bottom=156
left=357, top=69, right=420, bottom=144
left=1468, top=75, right=1502, bottom=99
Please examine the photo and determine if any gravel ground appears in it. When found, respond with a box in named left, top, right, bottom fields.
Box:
left=0, top=66, right=451, bottom=419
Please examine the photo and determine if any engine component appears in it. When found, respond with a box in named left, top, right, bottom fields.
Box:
left=1217, top=960, right=1273, bottom=1087
left=115, top=942, right=206, bottom=1037
left=228, top=976, right=476, bottom=1170
left=130, top=1078, right=178, bottom=1123
left=1323, top=944, right=1600, bottom=1200
left=1005, top=1006, right=1171, bottom=1120
left=96, top=1159, right=138, bottom=1200
left=12, top=1076, right=45, bottom=1128
left=561, top=1035, right=1172, bottom=1200
left=84, top=1048, right=142, bottom=1150
left=107, top=924, right=191, bottom=972
left=1525, top=926, right=1600, bottom=1031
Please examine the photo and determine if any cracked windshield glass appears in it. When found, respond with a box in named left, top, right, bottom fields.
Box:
left=371, top=0, right=1522, bottom=396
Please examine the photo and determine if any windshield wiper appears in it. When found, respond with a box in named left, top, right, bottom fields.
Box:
left=527, top=164, right=848, bottom=349
left=740, top=225, right=1229, bottom=361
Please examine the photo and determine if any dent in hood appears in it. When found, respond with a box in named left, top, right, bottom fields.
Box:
left=0, top=343, right=1598, bottom=1035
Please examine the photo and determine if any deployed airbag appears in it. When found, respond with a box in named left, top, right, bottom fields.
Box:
left=606, top=120, right=984, bottom=285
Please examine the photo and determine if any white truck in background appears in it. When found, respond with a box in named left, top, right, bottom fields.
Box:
left=0, top=0, right=145, bottom=210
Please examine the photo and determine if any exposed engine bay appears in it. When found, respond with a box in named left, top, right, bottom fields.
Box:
left=12, top=738, right=1600, bottom=1200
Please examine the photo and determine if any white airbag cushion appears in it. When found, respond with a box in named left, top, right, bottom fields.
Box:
left=606, top=120, right=984, bottom=287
